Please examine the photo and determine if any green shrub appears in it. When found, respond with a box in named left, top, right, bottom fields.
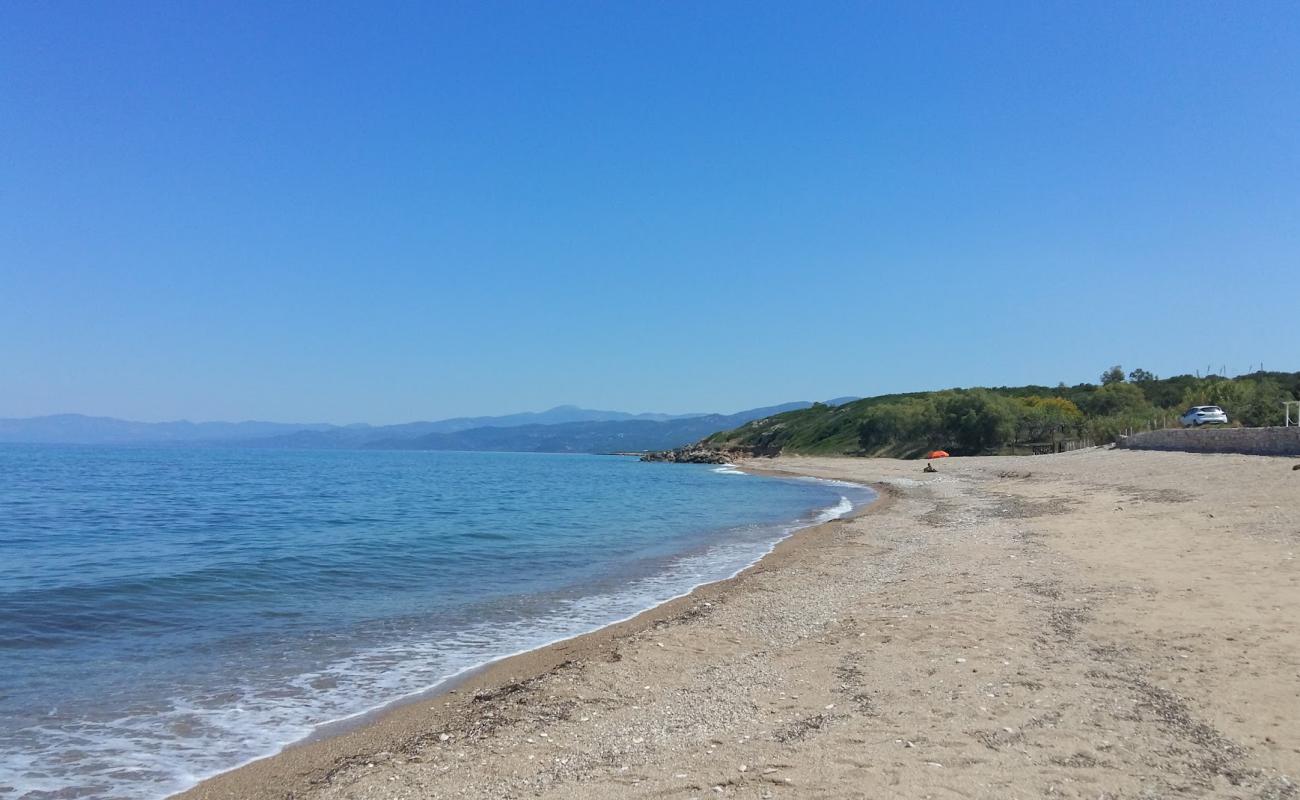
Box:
left=1182, top=378, right=1291, bottom=427
left=1079, top=382, right=1149, bottom=417
left=929, top=390, right=1019, bottom=455
left=1085, top=411, right=1160, bottom=445
left=857, top=399, right=937, bottom=453
left=708, top=369, right=1300, bottom=458
left=1014, top=396, right=1084, bottom=443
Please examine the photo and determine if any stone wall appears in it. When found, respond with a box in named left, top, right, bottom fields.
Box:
left=1119, top=426, right=1300, bottom=456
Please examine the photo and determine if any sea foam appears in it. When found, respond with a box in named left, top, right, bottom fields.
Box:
left=0, top=447, right=873, bottom=800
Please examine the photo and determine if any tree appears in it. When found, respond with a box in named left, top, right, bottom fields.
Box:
left=1128, top=368, right=1157, bottom=383
left=857, top=399, right=938, bottom=453
left=1140, top=374, right=1199, bottom=409
left=930, top=390, right=1018, bottom=455
left=1015, top=396, right=1084, bottom=443
left=1183, top=378, right=1290, bottom=427
left=1235, top=379, right=1289, bottom=427
left=1081, top=382, right=1150, bottom=416
left=1100, top=365, right=1126, bottom=385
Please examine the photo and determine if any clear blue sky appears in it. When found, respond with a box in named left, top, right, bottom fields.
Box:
left=2, top=2, right=1297, bottom=423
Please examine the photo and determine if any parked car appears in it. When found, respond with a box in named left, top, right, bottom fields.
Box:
left=1180, top=405, right=1229, bottom=427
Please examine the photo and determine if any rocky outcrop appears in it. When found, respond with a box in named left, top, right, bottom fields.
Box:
left=640, top=444, right=765, bottom=463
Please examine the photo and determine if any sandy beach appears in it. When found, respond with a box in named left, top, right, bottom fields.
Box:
left=178, top=448, right=1300, bottom=799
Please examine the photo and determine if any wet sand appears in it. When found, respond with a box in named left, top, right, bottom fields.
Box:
left=178, top=448, right=1300, bottom=799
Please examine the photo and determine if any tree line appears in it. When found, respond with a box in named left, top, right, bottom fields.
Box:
left=856, top=367, right=1300, bottom=456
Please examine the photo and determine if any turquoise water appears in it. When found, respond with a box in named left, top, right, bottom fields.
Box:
left=0, top=446, right=871, bottom=799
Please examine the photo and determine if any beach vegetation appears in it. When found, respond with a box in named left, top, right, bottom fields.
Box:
left=1015, top=396, right=1085, bottom=443
left=929, top=390, right=1020, bottom=455
left=701, top=367, right=1300, bottom=458
left=1078, top=382, right=1150, bottom=417
left=1101, top=365, right=1127, bottom=385
left=1181, top=377, right=1290, bottom=428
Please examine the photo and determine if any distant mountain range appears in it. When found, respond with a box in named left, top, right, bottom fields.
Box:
left=361, top=404, right=819, bottom=454
left=0, top=414, right=337, bottom=445
left=0, top=400, right=860, bottom=453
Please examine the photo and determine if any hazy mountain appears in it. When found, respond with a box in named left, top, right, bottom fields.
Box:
left=0, top=404, right=788, bottom=448
left=0, top=414, right=335, bottom=445
left=372, top=402, right=815, bottom=454
left=245, top=405, right=710, bottom=449
left=407, top=404, right=707, bottom=431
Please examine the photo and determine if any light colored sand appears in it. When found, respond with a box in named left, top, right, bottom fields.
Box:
left=179, top=449, right=1300, bottom=799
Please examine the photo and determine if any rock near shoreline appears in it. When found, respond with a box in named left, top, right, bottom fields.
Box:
left=640, top=445, right=763, bottom=464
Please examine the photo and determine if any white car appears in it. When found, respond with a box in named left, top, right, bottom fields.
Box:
left=1180, top=405, right=1228, bottom=427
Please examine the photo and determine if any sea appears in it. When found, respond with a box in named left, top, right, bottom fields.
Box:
left=0, top=446, right=872, bottom=799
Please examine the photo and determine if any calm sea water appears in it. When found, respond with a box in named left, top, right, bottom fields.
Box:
left=0, top=446, right=871, bottom=799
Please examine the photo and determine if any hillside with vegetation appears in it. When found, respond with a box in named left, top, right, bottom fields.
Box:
left=693, top=368, right=1300, bottom=459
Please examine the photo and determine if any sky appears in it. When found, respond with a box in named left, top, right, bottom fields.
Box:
left=2, top=2, right=1297, bottom=424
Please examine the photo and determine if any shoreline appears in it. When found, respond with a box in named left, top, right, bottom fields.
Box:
left=174, top=470, right=886, bottom=800
left=180, top=450, right=1300, bottom=799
